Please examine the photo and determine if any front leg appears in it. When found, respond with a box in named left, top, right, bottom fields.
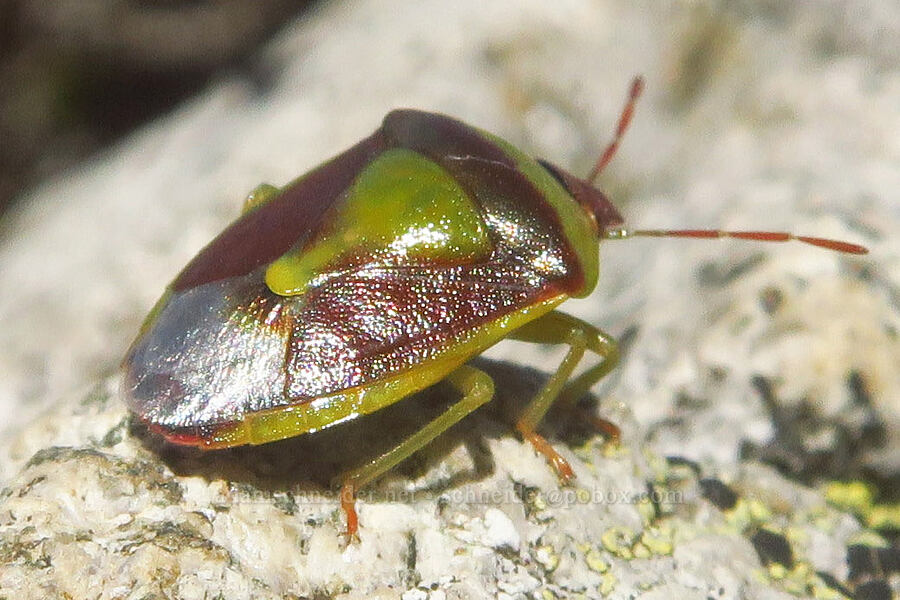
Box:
left=508, top=310, right=619, bottom=481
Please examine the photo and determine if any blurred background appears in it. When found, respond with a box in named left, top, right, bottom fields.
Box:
left=0, top=0, right=313, bottom=215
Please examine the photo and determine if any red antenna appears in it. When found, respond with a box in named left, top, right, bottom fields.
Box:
left=589, top=76, right=868, bottom=256
left=587, top=76, right=645, bottom=185
left=602, top=228, right=868, bottom=254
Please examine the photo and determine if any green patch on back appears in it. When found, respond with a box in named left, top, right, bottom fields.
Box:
left=266, top=148, right=492, bottom=296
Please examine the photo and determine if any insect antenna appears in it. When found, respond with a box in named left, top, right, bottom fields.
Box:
left=602, top=227, right=868, bottom=254
left=586, top=76, right=644, bottom=185
left=589, top=77, right=868, bottom=255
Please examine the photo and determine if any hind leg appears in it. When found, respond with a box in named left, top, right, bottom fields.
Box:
left=336, top=364, right=494, bottom=538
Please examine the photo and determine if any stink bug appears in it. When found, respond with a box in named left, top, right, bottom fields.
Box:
left=121, top=78, right=867, bottom=536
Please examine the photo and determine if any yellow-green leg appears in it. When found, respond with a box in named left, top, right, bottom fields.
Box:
left=508, top=310, right=619, bottom=481
left=337, top=364, right=494, bottom=538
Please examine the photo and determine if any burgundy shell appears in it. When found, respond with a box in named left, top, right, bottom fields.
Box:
left=122, top=110, right=598, bottom=441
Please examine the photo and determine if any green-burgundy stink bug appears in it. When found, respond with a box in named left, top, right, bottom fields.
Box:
left=122, top=78, right=867, bottom=536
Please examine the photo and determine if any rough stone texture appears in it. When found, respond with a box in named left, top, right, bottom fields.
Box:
left=1, top=1, right=897, bottom=598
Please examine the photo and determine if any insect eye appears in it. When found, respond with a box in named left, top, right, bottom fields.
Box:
left=537, top=158, right=625, bottom=232
left=536, top=159, right=572, bottom=194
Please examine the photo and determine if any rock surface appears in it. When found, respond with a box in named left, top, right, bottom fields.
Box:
left=1, top=1, right=897, bottom=598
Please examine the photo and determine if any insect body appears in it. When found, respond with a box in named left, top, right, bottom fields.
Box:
left=121, top=79, right=866, bottom=536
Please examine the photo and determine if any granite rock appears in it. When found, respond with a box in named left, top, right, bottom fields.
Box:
left=1, top=0, right=897, bottom=598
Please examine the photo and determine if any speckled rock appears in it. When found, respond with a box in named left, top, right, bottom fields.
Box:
left=1, top=0, right=897, bottom=598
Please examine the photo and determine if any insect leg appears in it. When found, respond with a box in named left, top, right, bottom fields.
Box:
left=336, top=364, right=494, bottom=538
left=508, top=311, right=619, bottom=481
left=555, top=329, right=622, bottom=443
